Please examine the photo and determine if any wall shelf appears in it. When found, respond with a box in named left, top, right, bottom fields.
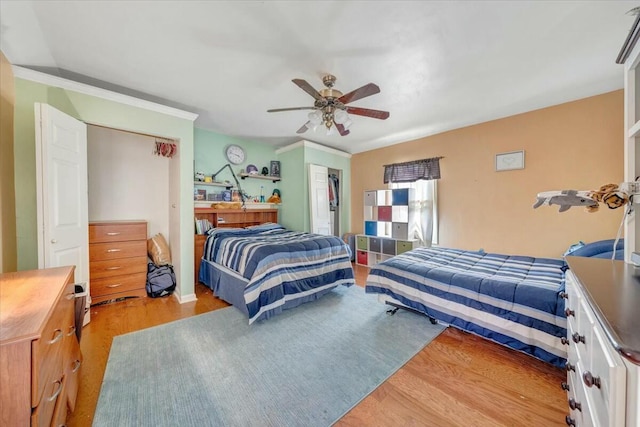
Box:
left=194, top=181, right=234, bottom=188
left=239, top=173, right=281, bottom=183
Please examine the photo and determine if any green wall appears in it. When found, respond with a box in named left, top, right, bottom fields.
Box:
left=14, top=78, right=196, bottom=299
left=277, top=141, right=351, bottom=234
left=276, top=146, right=305, bottom=230
left=194, top=128, right=280, bottom=203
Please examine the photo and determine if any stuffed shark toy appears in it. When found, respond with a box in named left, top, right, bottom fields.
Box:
left=533, top=190, right=599, bottom=212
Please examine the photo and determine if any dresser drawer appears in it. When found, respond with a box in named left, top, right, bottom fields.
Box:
left=91, top=272, right=147, bottom=297
left=90, top=256, right=147, bottom=279
left=587, top=323, right=626, bottom=427
left=31, top=282, right=74, bottom=406
left=64, top=331, right=83, bottom=412
left=31, top=374, right=64, bottom=427
left=90, top=240, right=147, bottom=261
left=89, top=222, right=147, bottom=243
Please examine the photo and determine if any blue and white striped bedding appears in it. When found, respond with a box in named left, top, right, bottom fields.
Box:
left=202, top=223, right=355, bottom=323
left=365, top=247, right=568, bottom=367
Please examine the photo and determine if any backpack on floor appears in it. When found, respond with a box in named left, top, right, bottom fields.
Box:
left=146, top=263, right=176, bottom=298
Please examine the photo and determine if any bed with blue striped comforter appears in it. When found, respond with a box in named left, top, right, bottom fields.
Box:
left=202, top=224, right=355, bottom=323
left=365, top=247, right=568, bottom=367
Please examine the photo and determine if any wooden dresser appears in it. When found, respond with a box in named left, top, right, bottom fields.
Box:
left=0, top=266, right=82, bottom=426
left=194, top=208, right=278, bottom=283
left=89, top=220, right=148, bottom=304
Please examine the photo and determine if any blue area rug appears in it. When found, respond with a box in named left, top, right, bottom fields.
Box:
left=93, top=285, right=444, bottom=427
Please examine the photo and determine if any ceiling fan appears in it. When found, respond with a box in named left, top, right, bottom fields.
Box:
left=267, top=74, right=390, bottom=136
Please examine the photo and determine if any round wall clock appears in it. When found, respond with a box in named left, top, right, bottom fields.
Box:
left=225, top=144, right=246, bottom=165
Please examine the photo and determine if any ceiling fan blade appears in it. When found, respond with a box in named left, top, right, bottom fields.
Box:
left=338, top=83, right=380, bottom=105
left=336, top=123, right=350, bottom=136
left=345, top=106, right=390, bottom=120
left=296, top=122, right=310, bottom=134
left=267, top=107, right=316, bottom=113
left=292, top=79, right=324, bottom=101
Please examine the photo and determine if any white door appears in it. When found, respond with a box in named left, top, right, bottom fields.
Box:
left=35, top=104, right=89, bottom=316
left=309, top=163, right=330, bottom=235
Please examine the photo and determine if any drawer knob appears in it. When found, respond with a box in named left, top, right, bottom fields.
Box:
left=107, top=248, right=122, bottom=253
left=564, top=308, right=575, bottom=317
left=565, top=415, right=576, bottom=426
left=561, top=381, right=570, bottom=391
left=106, top=283, right=122, bottom=288
left=66, top=325, right=76, bottom=337
left=559, top=291, right=568, bottom=299
left=72, top=359, right=82, bottom=373
left=568, top=398, right=582, bottom=412
left=561, top=337, right=570, bottom=345
left=571, top=332, right=585, bottom=344
left=565, top=362, right=575, bottom=372
left=106, top=232, right=121, bottom=236
left=106, top=266, right=122, bottom=271
left=583, top=371, right=601, bottom=389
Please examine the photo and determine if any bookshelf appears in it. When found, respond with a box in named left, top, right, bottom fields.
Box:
left=356, top=188, right=419, bottom=266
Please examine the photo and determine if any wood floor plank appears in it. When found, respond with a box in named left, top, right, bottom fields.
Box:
left=67, top=265, right=567, bottom=427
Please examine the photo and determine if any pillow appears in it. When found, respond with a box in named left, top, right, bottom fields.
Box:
left=568, top=239, right=623, bottom=260
left=147, top=233, right=172, bottom=266
left=244, top=223, right=284, bottom=232
left=563, top=241, right=586, bottom=257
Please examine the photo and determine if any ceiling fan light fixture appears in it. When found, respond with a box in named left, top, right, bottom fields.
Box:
left=333, top=109, right=349, bottom=124
left=268, top=74, right=389, bottom=136
left=308, top=110, right=323, bottom=125
left=326, top=125, right=336, bottom=136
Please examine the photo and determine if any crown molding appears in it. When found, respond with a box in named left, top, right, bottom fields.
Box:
left=12, top=66, right=199, bottom=121
left=276, top=140, right=351, bottom=158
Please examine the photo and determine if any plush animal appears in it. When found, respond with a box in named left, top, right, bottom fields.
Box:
left=532, top=190, right=598, bottom=212
left=267, top=189, right=281, bottom=204
left=587, top=184, right=629, bottom=211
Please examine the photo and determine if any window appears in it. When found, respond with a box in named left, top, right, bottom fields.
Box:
left=390, top=180, right=438, bottom=246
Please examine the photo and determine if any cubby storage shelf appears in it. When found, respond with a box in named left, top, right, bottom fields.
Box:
left=357, top=188, right=419, bottom=267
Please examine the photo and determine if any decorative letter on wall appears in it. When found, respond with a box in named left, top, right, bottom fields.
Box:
left=495, top=150, right=524, bottom=171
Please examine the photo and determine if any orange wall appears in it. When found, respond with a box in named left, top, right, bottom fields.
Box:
left=351, top=90, right=623, bottom=258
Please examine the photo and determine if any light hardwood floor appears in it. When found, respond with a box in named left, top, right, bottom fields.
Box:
left=67, top=263, right=567, bottom=427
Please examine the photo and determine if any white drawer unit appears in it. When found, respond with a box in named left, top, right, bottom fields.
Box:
left=564, top=258, right=640, bottom=427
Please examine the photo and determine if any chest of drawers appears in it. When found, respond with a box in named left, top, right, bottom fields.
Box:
left=563, top=257, right=640, bottom=427
left=89, top=220, right=147, bottom=304
left=0, top=266, right=82, bottom=426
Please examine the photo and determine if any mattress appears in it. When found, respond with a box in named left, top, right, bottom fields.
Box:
left=201, top=223, right=355, bottom=323
left=365, top=246, right=568, bottom=367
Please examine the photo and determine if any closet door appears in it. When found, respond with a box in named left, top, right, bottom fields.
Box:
left=35, top=103, right=89, bottom=300
left=308, top=163, right=330, bottom=235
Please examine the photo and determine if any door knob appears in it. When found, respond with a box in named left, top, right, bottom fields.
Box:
left=51, top=239, right=57, bottom=244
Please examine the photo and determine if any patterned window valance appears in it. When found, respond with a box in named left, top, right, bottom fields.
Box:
left=383, top=157, right=442, bottom=183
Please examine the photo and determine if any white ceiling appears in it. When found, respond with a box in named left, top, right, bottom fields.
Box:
left=0, top=1, right=636, bottom=154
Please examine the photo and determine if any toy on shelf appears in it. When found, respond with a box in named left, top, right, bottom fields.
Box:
left=267, top=189, right=281, bottom=204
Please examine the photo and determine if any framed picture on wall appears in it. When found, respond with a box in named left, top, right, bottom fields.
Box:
left=270, top=160, right=281, bottom=177
left=495, top=150, right=525, bottom=171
